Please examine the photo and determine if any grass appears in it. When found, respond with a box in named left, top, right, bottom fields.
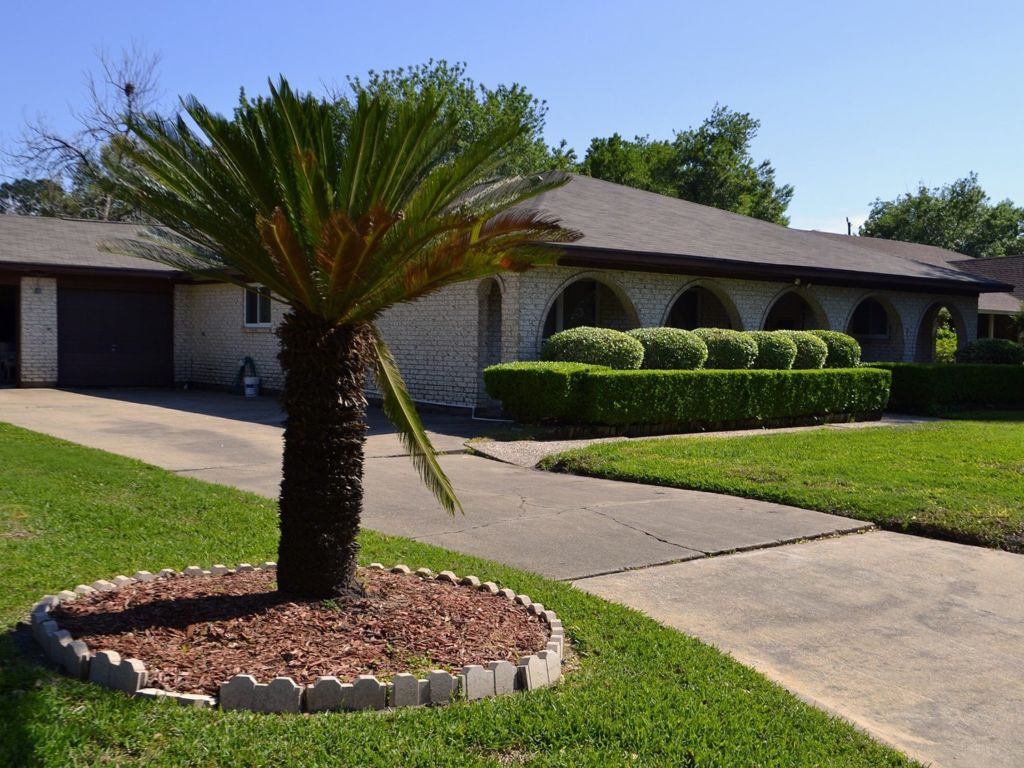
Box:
left=0, top=422, right=918, bottom=767
left=541, top=414, right=1024, bottom=553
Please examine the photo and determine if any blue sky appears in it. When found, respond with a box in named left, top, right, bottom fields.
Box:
left=2, top=0, right=1021, bottom=232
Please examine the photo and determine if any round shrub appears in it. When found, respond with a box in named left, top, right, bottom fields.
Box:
left=692, top=328, right=758, bottom=369
left=956, top=338, right=1024, bottom=365
left=810, top=330, right=861, bottom=368
left=627, top=327, right=708, bottom=370
left=745, top=331, right=797, bottom=370
left=780, top=331, right=828, bottom=369
left=541, top=326, right=644, bottom=369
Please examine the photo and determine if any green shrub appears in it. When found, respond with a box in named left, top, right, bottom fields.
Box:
left=780, top=331, right=828, bottom=369
left=935, top=325, right=958, bottom=363
left=745, top=331, right=797, bottom=370
left=868, top=362, right=1024, bottom=414
left=485, top=363, right=891, bottom=428
left=626, top=327, right=708, bottom=370
left=483, top=362, right=606, bottom=422
left=692, top=328, right=757, bottom=369
left=810, top=330, right=862, bottom=368
left=540, top=326, right=644, bottom=370
left=956, top=338, right=1024, bottom=365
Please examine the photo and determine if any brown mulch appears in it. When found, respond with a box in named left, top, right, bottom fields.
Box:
left=51, top=569, right=548, bottom=696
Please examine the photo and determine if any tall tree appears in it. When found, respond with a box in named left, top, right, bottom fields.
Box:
left=0, top=178, right=78, bottom=216
left=578, top=106, right=794, bottom=225
left=577, top=134, right=675, bottom=197
left=672, top=106, right=793, bottom=225
left=335, top=60, right=575, bottom=178
left=105, top=79, right=579, bottom=598
left=860, top=173, right=1024, bottom=257
left=8, top=44, right=163, bottom=220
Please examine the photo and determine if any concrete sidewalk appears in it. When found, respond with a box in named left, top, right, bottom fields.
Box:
left=577, top=532, right=1024, bottom=768
left=0, top=387, right=865, bottom=580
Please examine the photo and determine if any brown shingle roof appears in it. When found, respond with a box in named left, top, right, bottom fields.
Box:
left=530, top=174, right=1007, bottom=294
left=949, top=254, right=1024, bottom=300
left=0, top=215, right=179, bottom=276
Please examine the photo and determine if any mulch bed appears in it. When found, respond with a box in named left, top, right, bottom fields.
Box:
left=51, top=569, right=548, bottom=696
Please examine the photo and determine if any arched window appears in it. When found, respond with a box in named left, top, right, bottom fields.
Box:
left=846, top=297, right=904, bottom=361
left=542, top=279, right=637, bottom=339
left=666, top=286, right=737, bottom=330
left=764, top=291, right=824, bottom=330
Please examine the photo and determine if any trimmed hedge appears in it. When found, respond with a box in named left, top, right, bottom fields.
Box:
left=811, top=330, right=862, bottom=368
left=781, top=331, right=828, bottom=369
left=956, top=338, right=1024, bottom=365
left=483, top=362, right=606, bottom=423
left=693, top=328, right=758, bottom=369
left=867, top=362, right=1024, bottom=414
left=541, top=326, right=644, bottom=369
left=627, top=327, right=708, bottom=370
left=485, top=362, right=891, bottom=429
left=745, top=331, right=797, bottom=370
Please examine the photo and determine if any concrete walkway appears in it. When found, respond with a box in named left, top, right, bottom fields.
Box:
left=1, top=388, right=1021, bottom=766
left=577, top=534, right=1024, bottom=768
left=0, top=388, right=864, bottom=580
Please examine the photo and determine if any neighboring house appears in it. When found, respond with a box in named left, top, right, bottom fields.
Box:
left=0, top=175, right=1014, bottom=408
left=949, top=254, right=1024, bottom=340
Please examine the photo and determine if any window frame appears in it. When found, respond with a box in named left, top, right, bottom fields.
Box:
left=243, top=285, right=273, bottom=328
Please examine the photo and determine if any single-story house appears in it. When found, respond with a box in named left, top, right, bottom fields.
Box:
left=0, top=174, right=1014, bottom=408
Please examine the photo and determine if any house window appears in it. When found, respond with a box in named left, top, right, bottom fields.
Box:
left=849, top=299, right=889, bottom=338
left=244, top=286, right=272, bottom=327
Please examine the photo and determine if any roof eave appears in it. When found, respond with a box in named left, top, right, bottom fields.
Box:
left=0, top=260, right=187, bottom=281
left=552, top=244, right=1013, bottom=295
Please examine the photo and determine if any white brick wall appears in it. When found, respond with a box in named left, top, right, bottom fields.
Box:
left=173, top=269, right=981, bottom=409
left=511, top=267, right=979, bottom=364
left=174, top=283, right=286, bottom=391
left=18, top=276, right=58, bottom=386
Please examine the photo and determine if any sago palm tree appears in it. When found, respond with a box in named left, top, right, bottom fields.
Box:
left=105, top=78, right=579, bottom=598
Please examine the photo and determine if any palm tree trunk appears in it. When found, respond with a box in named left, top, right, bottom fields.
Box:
left=276, top=310, right=373, bottom=598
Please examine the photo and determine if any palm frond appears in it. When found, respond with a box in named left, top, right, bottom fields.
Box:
left=369, top=324, right=462, bottom=515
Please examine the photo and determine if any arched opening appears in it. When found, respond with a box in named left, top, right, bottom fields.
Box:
left=915, top=303, right=966, bottom=362
left=541, top=278, right=638, bottom=340
left=763, top=291, right=826, bottom=331
left=846, top=296, right=905, bottom=362
left=665, top=284, right=739, bottom=330
left=476, top=279, right=503, bottom=407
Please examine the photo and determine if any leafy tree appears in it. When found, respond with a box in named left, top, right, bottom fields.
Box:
left=0, top=178, right=78, bottom=216
left=335, top=60, right=575, bottom=178
left=672, top=106, right=793, bottom=225
left=860, top=173, right=1024, bottom=258
left=578, top=106, right=794, bottom=225
left=577, top=134, right=675, bottom=197
left=105, top=79, right=579, bottom=598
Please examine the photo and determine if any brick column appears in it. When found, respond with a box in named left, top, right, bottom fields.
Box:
left=19, top=276, right=58, bottom=386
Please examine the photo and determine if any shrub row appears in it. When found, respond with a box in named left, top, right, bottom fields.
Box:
left=866, top=362, right=1024, bottom=414
left=956, top=338, right=1024, bottom=365
left=540, top=326, right=861, bottom=371
left=484, top=363, right=891, bottom=429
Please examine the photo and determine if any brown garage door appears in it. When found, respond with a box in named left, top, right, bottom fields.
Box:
left=58, top=281, right=173, bottom=387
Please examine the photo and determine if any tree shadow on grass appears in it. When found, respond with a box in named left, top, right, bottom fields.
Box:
left=0, top=627, right=59, bottom=767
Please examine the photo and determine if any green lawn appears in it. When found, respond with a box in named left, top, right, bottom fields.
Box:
left=0, top=423, right=917, bottom=767
left=541, top=414, right=1024, bottom=553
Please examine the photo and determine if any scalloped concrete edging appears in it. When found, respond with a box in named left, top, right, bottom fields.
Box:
left=28, top=562, right=565, bottom=714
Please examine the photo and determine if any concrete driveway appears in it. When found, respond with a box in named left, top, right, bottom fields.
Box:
left=2, top=387, right=1022, bottom=767
left=0, top=387, right=863, bottom=580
